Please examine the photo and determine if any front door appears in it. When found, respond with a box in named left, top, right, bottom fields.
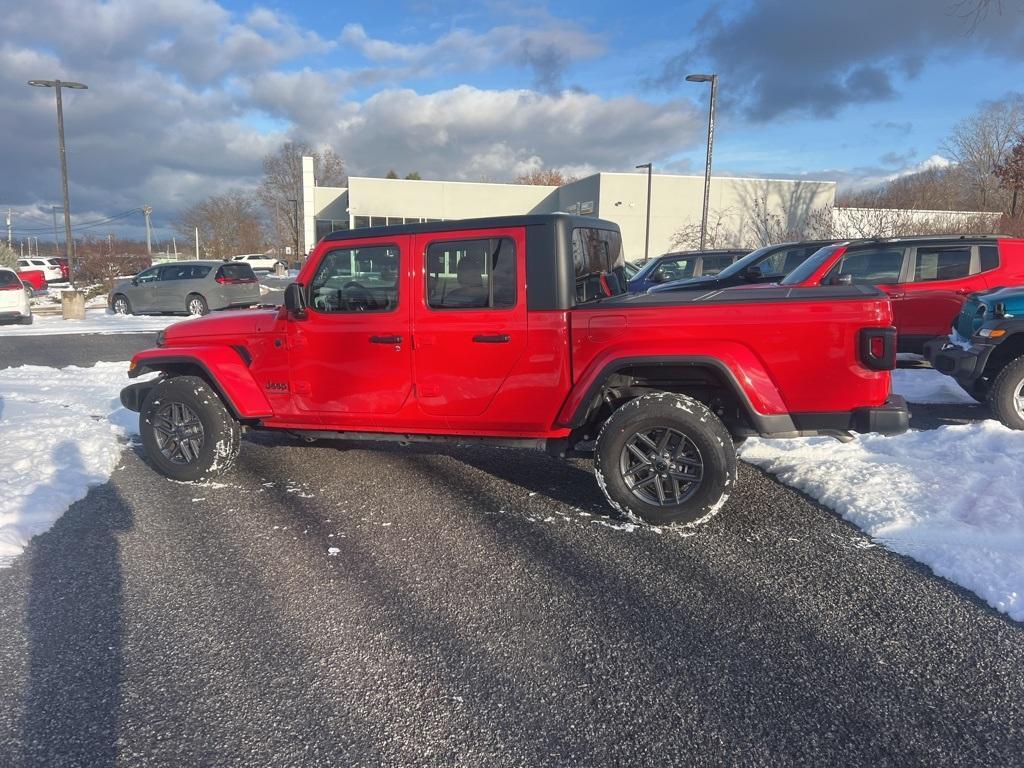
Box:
left=412, top=229, right=527, bottom=419
left=287, top=237, right=413, bottom=416
left=129, top=266, right=163, bottom=312
left=899, top=244, right=988, bottom=345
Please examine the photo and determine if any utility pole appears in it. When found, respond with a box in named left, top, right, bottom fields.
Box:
left=5, top=209, right=10, bottom=247
left=287, top=198, right=300, bottom=261
left=51, top=205, right=60, bottom=256
left=195, top=226, right=200, bottom=260
left=172, top=237, right=178, bottom=258
left=28, top=78, right=88, bottom=287
left=143, top=204, right=153, bottom=255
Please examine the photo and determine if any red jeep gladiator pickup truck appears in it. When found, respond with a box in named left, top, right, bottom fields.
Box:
left=121, top=215, right=907, bottom=526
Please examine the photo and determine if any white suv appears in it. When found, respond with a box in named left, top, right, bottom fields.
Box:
left=231, top=253, right=285, bottom=272
left=17, top=258, right=62, bottom=282
left=0, top=269, right=33, bottom=324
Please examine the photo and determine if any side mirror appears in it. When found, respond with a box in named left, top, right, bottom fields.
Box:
left=743, top=264, right=764, bottom=280
left=284, top=282, right=307, bottom=317
left=831, top=273, right=854, bottom=286
left=649, top=270, right=667, bottom=284
left=131, top=277, right=139, bottom=286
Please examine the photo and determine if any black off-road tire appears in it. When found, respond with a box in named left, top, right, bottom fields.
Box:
left=186, top=293, right=209, bottom=316
left=112, top=294, right=132, bottom=315
left=594, top=392, right=737, bottom=526
left=140, top=375, right=241, bottom=482
left=987, top=356, right=1024, bottom=430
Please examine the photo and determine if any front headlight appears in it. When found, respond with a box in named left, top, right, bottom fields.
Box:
left=978, top=327, right=1007, bottom=339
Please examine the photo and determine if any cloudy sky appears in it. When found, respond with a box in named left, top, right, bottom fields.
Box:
left=2, top=0, right=1024, bottom=241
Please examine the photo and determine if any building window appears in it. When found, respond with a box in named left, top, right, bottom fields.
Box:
left=353, top=215, right=370, bottom=229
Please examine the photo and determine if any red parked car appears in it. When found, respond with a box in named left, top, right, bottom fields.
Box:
left=16, top=269, right=47, bottom=293
left=120, top=215, right=906, bottom=526
left=780, top=236, right=1024, bottom=352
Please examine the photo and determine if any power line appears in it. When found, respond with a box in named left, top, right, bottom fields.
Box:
left=9, top=207, right=144, bottom=234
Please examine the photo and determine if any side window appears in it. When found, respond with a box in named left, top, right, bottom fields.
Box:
left=653, top=257, right=695, bottom=283
left=426, top=237, right=516, bottom=310
left=913, top=246, right=971, bottom=283
left=829, top=247, right=905, bottom=284
left=136, top=267, right=161, bottom=284
left=309, top=244, right=399, bottom=313
left=700, top=254, right=733, bottom=276
left=573, top=227, right=628, bottom=303
left=979, top=245, right=999, bottom=273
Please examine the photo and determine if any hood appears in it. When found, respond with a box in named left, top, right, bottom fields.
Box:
left=977, top=286, right=1024, bottom=315
left=162, top=307, right=280, bottom=345
left=954, top=286, right=1024, bottom=338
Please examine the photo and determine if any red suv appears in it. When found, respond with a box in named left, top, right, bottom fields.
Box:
left=780, top=236, right=1024, bottom=352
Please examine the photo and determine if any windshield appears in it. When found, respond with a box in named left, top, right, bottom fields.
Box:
left=780, top=245, right=842, bottom=285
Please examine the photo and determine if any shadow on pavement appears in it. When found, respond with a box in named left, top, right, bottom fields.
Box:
left=20, top=441, right=132, bottom=768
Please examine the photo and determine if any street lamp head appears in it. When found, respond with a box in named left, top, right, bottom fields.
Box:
left=27, top=79, right=88, bottom=89
left=636, top=163, right=652, bottom=170
left=685, top=74, right=715, bottom=83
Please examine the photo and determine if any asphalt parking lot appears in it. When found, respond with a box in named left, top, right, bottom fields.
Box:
left=0, top=334, right=1022, bottom=767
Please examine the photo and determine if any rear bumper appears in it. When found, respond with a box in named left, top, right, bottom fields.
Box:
left=923, top=336, right=992, bottom=386
left=759, top=395, right=909, bottom=438
left=851, top=395, right=909, bottom=435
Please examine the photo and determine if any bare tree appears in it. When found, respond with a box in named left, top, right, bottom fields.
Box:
left=174, top=191, right=266, bottom=260
left=942, top=94, right=1024, bottom=209
left=514, top=168, right=577, bottom=186
left=994, top=140, right=1024, bottom=218
left=258, top=142, right=346, bottom=256
left=670, top=209, right=738, bottom=250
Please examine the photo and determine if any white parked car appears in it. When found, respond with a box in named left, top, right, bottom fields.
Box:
left=17, top=258, right=63, bottom=282
left=0, top=269, right=33, bottom=325
left=231, top=253, right=285, bottom=272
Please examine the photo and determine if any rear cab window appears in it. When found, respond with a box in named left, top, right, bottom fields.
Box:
left=573, top=227, right=628, bottom=304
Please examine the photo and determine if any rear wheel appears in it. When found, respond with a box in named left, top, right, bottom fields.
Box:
left=594, top=392, right=737, bottom=526
left=140, top=375, right=241, bottom=481
left=186, top=293, right=209, bottom=316
left=987, top=356, right=1024, bottom=430
left=112, top=294, right=131, bottom=315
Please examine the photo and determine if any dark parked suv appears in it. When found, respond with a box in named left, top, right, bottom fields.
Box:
left=109, top=260, right=262, bottom=316
left=649, top=241, right=835, bottom=293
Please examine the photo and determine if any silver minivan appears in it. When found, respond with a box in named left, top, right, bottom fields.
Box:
left=109, top=260, right=262, bottom=316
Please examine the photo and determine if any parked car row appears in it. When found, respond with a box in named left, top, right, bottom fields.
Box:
left=109, top=260, right=262, bottom=316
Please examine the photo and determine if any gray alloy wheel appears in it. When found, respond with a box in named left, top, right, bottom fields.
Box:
left=987, top=355, right=1024, bottom=430
left=112, top=295, right=131, bottom=315
left=619, top=426, right=704, bottom=506
left=151, top=401, right=206, bottom=465
left=187, top=294, right=208, bottom=316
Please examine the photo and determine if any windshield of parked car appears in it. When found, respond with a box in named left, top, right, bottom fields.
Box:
left=573, top=227, right=628, bottom=303
left=780, top=245, right=843, bottom=285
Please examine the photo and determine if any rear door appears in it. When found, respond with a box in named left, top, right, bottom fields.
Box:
left=215, top=262, right=260, bottom=306
left=412, top=228, right=527, bottom=419
left=288, top=237, right=413, bottom=416
left=900, top=244, right=985, bottom=343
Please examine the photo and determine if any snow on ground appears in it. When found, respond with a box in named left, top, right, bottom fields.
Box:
left=0, top=308, right=190, bottom=336
left=0, top=362, right=142, bottom=567
left=891, top=367, right=979, bottom=405
left=740, top=418, right=1024, bottom=622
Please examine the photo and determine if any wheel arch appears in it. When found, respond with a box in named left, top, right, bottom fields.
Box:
left=983, top=331, right=1024, bottom=379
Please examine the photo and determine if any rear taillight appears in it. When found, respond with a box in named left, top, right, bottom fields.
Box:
left=216, top=276, right=256, bottom=284
left=859, top=327, right=897, bottom=371
left=215, top=276, right=228, bottom=284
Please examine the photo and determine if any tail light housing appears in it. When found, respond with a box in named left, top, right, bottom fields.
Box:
left=859, top=327, right=897, bottom=371
left=216, top=275, right=256, bottom=284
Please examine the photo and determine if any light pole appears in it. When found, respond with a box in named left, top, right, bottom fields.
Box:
left=686, top=73, right=717, bottom=251
left=287, top=197, right=300, bottom=262
left=28, top=78, right=88, bottom=286
left=635, top=163, right=653, bottom=262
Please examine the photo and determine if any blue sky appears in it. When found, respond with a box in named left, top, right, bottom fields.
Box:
left=2, top=0, right=1023, bottom=240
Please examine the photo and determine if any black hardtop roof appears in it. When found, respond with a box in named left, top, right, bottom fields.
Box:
left=322, top=212, right=619, bottom=243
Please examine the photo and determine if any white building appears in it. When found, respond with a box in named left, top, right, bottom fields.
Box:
left=300, top=156, right=836, bottom=261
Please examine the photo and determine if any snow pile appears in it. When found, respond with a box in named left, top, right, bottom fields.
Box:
left=740, top=423, right=1024, bottom=621
left=0, top=362, right=141, bottom=566
left=892, top=367, right=978, bottom=405
left=0, top=308, right=190, bottom=336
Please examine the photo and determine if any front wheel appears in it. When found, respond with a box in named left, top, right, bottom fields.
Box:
left=112, top=294, right=131, bottom=315
left=140, top=375, right=241, bottom=481
left=987, top=356, right=1024, bottom=430
left=594, top=392, right=737, bottom=526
